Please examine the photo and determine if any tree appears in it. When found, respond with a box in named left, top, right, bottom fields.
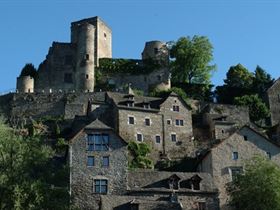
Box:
left=20, top=63, right=37, bottom=78
left=128, top=141, right=153, bottom=169
left=253, top=65, right=274, bottom=94
left=228, top=156, right=280, bottom=210
left=170, top=36, right=216, bottom=84
left=0, top=120, right=69, bottom=209
left=216, top=64, right=254, bottom=104
left=234, top=94, right=270, bottom=123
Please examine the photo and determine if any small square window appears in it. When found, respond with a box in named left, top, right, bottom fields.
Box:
left=167, top=119, right=171, bottom=125
left=232, top=152, right=238, bottom=160
left=244, top=135, right=248, bottom=141
left=173, top=105, right=179, bottom=112
left=175, top=119, right=184, bottom=126
left=102, top=156, right=109, bottom=167
left=85, top=54, right=89, bottom=60
left=155, top=135, right=161, bottom=143
left=137, top=133, right=143, bottom=142
left=86, top=74, right=89, bottom=79
left=128, top=116, right=135, bottom=124
left=94, top=179, right=108, bottom=194
left=104, top=33, right=107, bottom=38
left=171, top=134, right=177, bottom=142
left=87, top=156, right=94, bottom=167
left=145, top=118, right=151, bottom=126
left=229, top=167, right=243, bottom=181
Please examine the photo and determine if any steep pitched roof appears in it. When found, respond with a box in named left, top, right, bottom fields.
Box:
left=85, top=118, right=112, bottom=130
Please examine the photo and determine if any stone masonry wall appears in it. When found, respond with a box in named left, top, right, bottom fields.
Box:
left=266, top=79, right=280, bottom=126
left=70, top=129, right=127, bottom=209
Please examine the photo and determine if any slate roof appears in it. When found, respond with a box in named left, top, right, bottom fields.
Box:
left=85, top=118, right=112, bottom=130
left=128, top=170, right=217, bottom=193
left=100, top=195, right=183, bottom=210
left=107, top=91, right=164, bottom=111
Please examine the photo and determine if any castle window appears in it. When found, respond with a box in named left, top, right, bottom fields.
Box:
left=87, top=156, right=95, bottom=167
left=155, top=135, right=161, bottom=144
left=145, top=118, right=151, bottom=126
left=232, top=152, right=238, bottom=160
left=197, top=202, right=206, bottom=210
left=171, top=134, right=177, bottom=142
left=167, top=119, right=171, bottom=125
left=136, top=133, right=143, bottom=142
left=104, top=32, right=107, bottom=39
left=102, top=156, right=109, bottom=167
left=173, top=105, right=179, bottom=112
left=87, top=134, right=109, bottom=151
left=154, top=48, right=159, bottom=54
left=94, top=179, right=108, bottom=194
left=243, top=135, right=248, bottom=141
left=128, top=116, right=135, bottom=125
left=127, top=102, right=134, bottom=107
left=85, top=54, right=89, bottom=60
left=86, top=74, right=89, bottom=79
left=64, top=73, right=73, bottom=83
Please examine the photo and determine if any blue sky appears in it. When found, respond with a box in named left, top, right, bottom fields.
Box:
left=1, top=0, right=280, bottom=93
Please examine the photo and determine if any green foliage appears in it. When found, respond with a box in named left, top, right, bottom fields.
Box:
left=150, top=87, right=188, bottom=100
left=234, top=94, right=270, bottom=122
left=128, top=141, right=153, bottom=169
left=20, top=63, right=37, bottom=78
left=170, top=36, right=216, bottom=84
left=228, top=156, right=280, bottom=210
left=97, top=58, right=161, bottom=75
left=0, top=120, right=69, bottom=209
left=216, top=64, right=274, bottom=104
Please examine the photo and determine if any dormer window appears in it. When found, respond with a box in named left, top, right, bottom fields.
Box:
left=127, top=101, right=134, bottom=107
left=143, top=103, right=150, bottom=109
left=190, top=175, right=202, bottom=191
left=168, top=174, right=181, bottom=190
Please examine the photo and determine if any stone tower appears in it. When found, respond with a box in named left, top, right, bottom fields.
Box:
left=16, top=76, right=34, bottom=93
left=142, top=41, right=169, bottom=63
left=71, top=16, right=112, bottom=92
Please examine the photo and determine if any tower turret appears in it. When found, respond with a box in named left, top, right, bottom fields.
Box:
left=74, top=22, right=95, bottom=92
left=16, top=76, right=34, bottom=93
left=142, top=41, right=169, bottom=63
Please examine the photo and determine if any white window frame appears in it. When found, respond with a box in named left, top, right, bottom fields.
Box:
left=155, top=135, right=161, bottom=144
left=144, top=118, right=151, bottom=126
left=136, top=133, right=143, bottom=142
left=171, top=133, right=177, bottom=142
left=128, top=115, right=135, bottom=125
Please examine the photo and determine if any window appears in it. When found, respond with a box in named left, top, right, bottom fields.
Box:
left=127, top=102, right=134, bottom=107
left=86, top=74, right=89, bottom=79
left=197, top=202, right=206, bottom=210
left=143, top=104, right=150, bottom=109
left=137, top=133, right=143, bottom=142
left=94, top=179, right=108, bottom=194
left=128, top=116, right=135, bottom=124
left=175, top=119, right=184, bottom=126
left=229, top=167, right=243, bottom=181
left=87, top=134, right=109, bottom=151
left=104, top=32, right=107, bottom=38
left=154, top=48, right=159, bottom=54
left=87, top=156, right=94, bottom=167
left=85, top=54, right=89, bottom=60
left=155, top=135, right=161, bottom=144
left=266, top=151, right=272, bottom=159
left=102, top=156, right=109, bottom=167
left=232, top=152, right=238, bottom=160
left=171, top=134, right=177, bottom=142
left=173, top=105, right=179, bottom=112
left=243, top=135, right=248, bottom=141
left=64, top=73, right=73, bottom=83
left=167, top=119, right=171, bottom=125
left=145, top=118, right=151, bottom=126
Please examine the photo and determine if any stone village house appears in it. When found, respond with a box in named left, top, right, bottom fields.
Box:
left=197, top=125, right=280, bottom=210
left=69, top=118, right=219, bottom=210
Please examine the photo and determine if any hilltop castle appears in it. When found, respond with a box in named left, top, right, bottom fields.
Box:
left=5, top=16, right=280, bottom=210
left=16, top=16, right=170, bottom=94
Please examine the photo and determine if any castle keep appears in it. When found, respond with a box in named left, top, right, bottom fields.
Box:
left=16, top=16, right=170, bottom=94
left=5, top=16, right=280, bottom=210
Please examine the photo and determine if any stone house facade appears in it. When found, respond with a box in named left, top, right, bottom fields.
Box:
left=106, top=91, right=194, bottom=160
left=264, top=78, right=280, bottom=126
left=197, top=125, right=280, bottom=210
left=69, top=119, right=128, bottom=209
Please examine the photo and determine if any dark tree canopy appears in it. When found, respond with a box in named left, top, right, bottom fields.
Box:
left=253, top=65, right=274, bottom=94
left=170, top=36, right=216, bottom=84
left=20, top=63, right=37, bottom=78
left=234, top=94, right=270, bottom=123
left=228, top=156, right=280, bottom=210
